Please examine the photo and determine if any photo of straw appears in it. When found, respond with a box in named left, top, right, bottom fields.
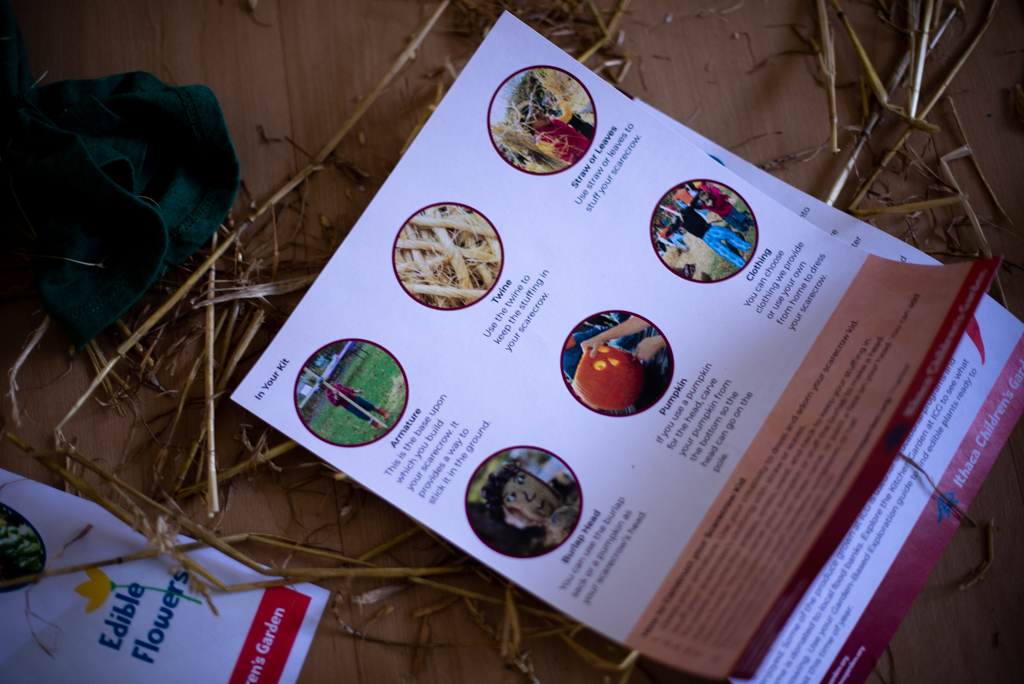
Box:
left=488, top=67, right=595, bottom=174
left=393, top=204, right=503, bottom=309
left=651, top=180, right=758, bottom=283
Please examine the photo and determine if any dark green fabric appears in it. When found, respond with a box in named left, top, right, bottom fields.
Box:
left=1, top=0, right=239, bottom=347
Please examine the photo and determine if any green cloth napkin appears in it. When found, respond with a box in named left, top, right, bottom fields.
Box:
left=2, top=0, right=239, bottom=347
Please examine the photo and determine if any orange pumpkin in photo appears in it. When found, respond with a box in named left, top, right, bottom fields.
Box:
left=572, top=346, right=643, bottom=411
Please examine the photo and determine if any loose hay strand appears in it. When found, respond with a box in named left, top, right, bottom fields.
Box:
left=815, top=0, right=839, bottom=154
left=7, top=314, right=50, bottom=428
left=960, top=519, right=995, bottom=589
left=175, top=439, right=297, bottom=499
left=947, top=97, right=1013, bottom=226
left=848, top=195, right=961, bottom=216
left=204, top=234, right=219, bottom=517
left=908, top=0, right=935, bottom=118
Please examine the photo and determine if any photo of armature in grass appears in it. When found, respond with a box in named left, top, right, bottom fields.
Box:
left=466, top=447, right=581, bottom=559
left=562, top=311, right=673, bottom=416
left=295, top=340, right=406, bottom=447
left=651, top=180, right=758, bottom=283
left=393, top=203, right=503, bottom=309
left=488, top=66, right=595, bottom=174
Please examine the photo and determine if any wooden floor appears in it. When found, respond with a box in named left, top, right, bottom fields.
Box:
left=2, top=2, right=1022, bottom=683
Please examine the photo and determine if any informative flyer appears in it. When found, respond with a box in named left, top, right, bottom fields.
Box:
left=0, top=469, right=329, bottom=684
left=233, top=14, right=998, bottom=678
left=637, top=101, right=1024, bottom=684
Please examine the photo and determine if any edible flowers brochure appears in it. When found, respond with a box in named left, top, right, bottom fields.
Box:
left=232, top=13, right=1001, bottom=679
left=638, top=100, right=1024, bottom=684
left=0, top=469, right=328, bottom=684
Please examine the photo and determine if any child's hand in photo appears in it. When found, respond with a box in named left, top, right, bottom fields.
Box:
left=581, top=336, right=605, bottom=358
left=634, top=335, right=666, bottom=362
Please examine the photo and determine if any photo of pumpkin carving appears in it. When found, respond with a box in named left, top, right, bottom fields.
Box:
left=561, top=311, right=674, bottom=416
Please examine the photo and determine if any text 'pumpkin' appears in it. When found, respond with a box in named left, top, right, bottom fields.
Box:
left=571, top=346, right=643, bottom=411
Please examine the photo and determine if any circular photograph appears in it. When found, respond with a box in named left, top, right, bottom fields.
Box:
left=466, top=447, right=581, bottom=558
left=650, top=180, right=758, bottom=283
left=562, top=311, right=674, bottom=416
left=294, top=340, right=407, bottom=447
left=488, top=66, right=596, bottom=174
left=0, top=502, right=46, bottom=592
left=393, top=203, right=503, bottom=309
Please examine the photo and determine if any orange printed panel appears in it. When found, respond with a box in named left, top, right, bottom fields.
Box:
left=626, top=257, right=996, bottom=679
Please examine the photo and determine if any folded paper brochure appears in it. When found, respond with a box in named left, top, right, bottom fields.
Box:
left=636, top=99, right=1024, bottom=684
left=232, top=13, right=1019, bottom=680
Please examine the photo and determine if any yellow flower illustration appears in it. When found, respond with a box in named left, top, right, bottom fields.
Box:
left=75, top=567, right=114, bottom=613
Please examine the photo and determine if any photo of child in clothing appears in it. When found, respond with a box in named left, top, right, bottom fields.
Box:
left=562, top=311, right=674, bottom=416
left=488, top=67, right=596, bottom=174
left=650, top=180, right=758, bottom=282
left=294, top=340, right=407, bottom=447
left=466, top=448, right=581, bottom=558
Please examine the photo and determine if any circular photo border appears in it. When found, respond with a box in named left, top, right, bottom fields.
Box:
left=465, top=446, right=582, bottom=559
left=649, top=179, right=759, bottom=283
left=293, top=339, right=409, bottom=448
left=560, top=310, right=675, bottom=417
left=392, top=203, right=504, bottom=311
left=0, top=501, right=47, bottom=593
left=487, top=65, right=597, bottom=176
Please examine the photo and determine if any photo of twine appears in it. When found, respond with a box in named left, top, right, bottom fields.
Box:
left=393, top=204, right=503, bottom=309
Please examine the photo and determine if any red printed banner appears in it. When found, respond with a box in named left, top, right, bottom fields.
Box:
left=228, top=587, right=312, bottom=684
left=819, top=334, right=1024, bottom=684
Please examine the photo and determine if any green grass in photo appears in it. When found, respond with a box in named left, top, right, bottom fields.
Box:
left=308, top=345, right=406, bottom=445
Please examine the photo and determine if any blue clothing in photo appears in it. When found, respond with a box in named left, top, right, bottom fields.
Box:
left=704, top=225, right=749, bottom=268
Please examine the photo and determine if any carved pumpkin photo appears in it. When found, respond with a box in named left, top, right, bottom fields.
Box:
left=572, top=345, right=644, bottom=411
left=561, top=311, right=674, bottom=416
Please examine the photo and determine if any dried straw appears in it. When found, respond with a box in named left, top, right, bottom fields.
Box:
left=6, top=314, right=49, bottom=428
left=824, top=2, right=958, bottom=205
left=908, top=0, right=935, bottom=118
left=204, top=233, right=219, bottom=516
left=959, top=519, right=995, bottom=589
left=815, top=0, right=839, bottom=154
left=173, top=309, right=265, bottom=494
left=847, top=0, right=999, bottom=211
left=947, top=97, right=1013, bottom=226
left=827, top=0, right=940, bottom=134
left=577, top=0, right=632, bottom=63
left=848, top=195, right=960, bottom=217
